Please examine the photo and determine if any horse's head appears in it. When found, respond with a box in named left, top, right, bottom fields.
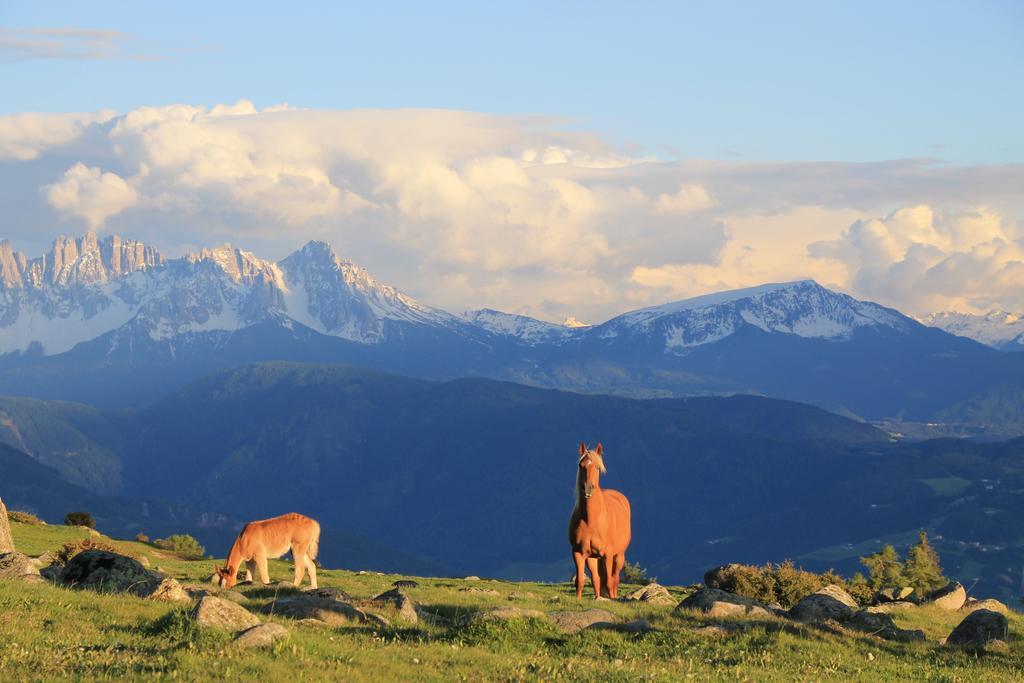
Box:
left=216, top=565, right=237, bottom=588
left=577, top=442, right=606, bottom=499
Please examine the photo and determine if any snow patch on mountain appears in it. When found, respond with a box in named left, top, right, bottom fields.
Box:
left=921, top=310, right=1024, bottom=349
left=462, top=309, right=574, bottom=345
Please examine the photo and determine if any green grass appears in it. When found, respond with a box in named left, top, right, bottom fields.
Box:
left=3, top=522, right=1023, bottom=681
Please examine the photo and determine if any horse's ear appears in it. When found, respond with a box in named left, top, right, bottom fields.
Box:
left=578, top=442, right=586, bottom=456
left=596, top=442, right=603, bottom=456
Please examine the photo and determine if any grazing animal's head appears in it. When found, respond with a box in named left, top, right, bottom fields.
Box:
left=577, top=442, right=606, bottom=499
left=216, top=565, right=237, bottom=588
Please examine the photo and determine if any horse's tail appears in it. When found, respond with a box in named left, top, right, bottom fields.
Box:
left=308, top=520, right=321, bottom=561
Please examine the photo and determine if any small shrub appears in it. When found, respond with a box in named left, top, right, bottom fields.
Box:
left=54, top=538, right=127, bottom=566
left=620, top=560, right=655, bottom=585
left=154, top=534, right=205, bottom=559
left=134, top=533, right=150, bottom=544
left=64, top=511, right=95, bottom=528
left=708, top=561, right=870, bottom=608
left=7, top=510, right=44, bottom=525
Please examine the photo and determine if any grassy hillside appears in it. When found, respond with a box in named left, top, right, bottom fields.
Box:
left=3, top=521, right=1022, bottom=681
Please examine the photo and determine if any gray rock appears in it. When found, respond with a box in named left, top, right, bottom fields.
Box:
left=789, top=584, right=858, bottom=623
left=146, top=578, right=192, bottom=603
left=848, top=609, right=925, bottom=642
left=264, top=593, right=371, bottom=625
left=946, top=609, right=1008, bottom=649
left=548, top=609, right=619, bottom=633
left=61, top=550, right=154, bottom=595
left=234, top=623, right=289, bottom=648
left=927, top=582, right=966, bottom=611
left=370, top=588, right=418, bottom=624
left=34, top=551, right=57, bottom=567
left=392, top=580, right=418, bottom=589
left=190, top=595, right=261, bottom=632
left=0, top=498, right=14, bottom=553
left=0, top=551, right=40, bottom=580
left=466, top=607, right=548, bottom=625
left=304, top=586, right=351, bottom=602
left=675, top=588, right=772, bottom=618
left=626, top=582, right=674, bottom=605
left=961, top=598, right=1008, bottom=613
left=295, top=618, right=330, bottom=628
left=39, top=565, right=63, bottom=582
left=865, top=601, right=916, bottom=613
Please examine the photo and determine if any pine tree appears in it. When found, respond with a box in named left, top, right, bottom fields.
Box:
left=860, top=544, right=905, bottom=589
left=903, top=531, right=946, bottom=594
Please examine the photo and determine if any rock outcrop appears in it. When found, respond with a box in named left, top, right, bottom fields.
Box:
left=263, top=592, right=375, bottom=626
left=369, top=588, right=418, bottom=624
left=847, top=610, right=925, bottom=642
left=927, top=582, right=966, bottom=611
left=190, top=595, right=261, bottom=632
left=946, top=609, right=1008, bottom=649
left=627, top=582, right=675, bottom=605
left=789, top=585, right=858, bottom=623
left=0, top=551, right=39, bottom=581
left=548, top=609, right=619, bottom=633
left=234, top=623, right=289, bottom=648
left=0, top=498, right=14, bottom=552
left=676, top=588, right=772, bottom=618
left=61, top=550, right=153, bottom=594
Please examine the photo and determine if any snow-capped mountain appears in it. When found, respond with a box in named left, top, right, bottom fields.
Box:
left=461, top=309, right=575, bottom=345
left=0, top=234, right=460, bottom=355
left=921, top=310, right=1024, bottom=351
left=589, top=280, right=912, bottom=354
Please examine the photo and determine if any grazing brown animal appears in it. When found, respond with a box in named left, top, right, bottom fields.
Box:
left=216, top=512, right=320, bottom=589
left=568, top=442, right=632, bottom=600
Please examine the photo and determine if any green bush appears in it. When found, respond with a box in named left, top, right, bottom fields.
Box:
left=859, top=532, right=948, bottom=595
left=64, top=511, right=95, bottom=528
left=154, top=534, right=205, bottom=559
left=7, top=510, right=44, bottom=525
left=707, top=560, right=867, bottom=608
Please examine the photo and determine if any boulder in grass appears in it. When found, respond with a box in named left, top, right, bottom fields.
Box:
left=0, top=551, right=40, bottom=581
left=961, top=598, right=1008, bottom=614
left=946, top=609, right=1008, bottom=650
left=234, top=623, right=289, bottom=648
left=865, top=601, right=916, bottom=613
left=0, top=498, right=14, bottom=553
left=465, top=606, right=548, bottom=625
left=264, top=593, right=371, bottom=626
left=146, top=578, right=192, bottom=603
left=627, top=582, right=675, bottom=605
left=61, top=550, right=154, bottom=595
left=548, top=609, right=619, bottom=634
left=190, top=595, right=261, bottom=632
left=675, top=588, right=772, bottom=618
left=848, top=609, right=925, bottom=642
left=789, top=584, right=858, bottom=623
left=927, top=582, right=966, bottom=611
left=370, top=587, right=418, bottom=624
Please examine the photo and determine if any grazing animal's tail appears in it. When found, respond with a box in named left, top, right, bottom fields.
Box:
left=308, top=521, right=320, bottom=561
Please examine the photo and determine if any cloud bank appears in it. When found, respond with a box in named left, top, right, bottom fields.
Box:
left=1, top=100, right=1022, bottom=321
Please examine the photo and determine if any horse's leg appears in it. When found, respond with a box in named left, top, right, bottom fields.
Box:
left=602, top=554, right=615, bottom=599
left=256, top=551, right=271, bottom=585
left=586, top=556, right=602, bottom=600
left=305, top=554, right=318, bottom=589
left=573, top=552, right=586, bottom=602
left=611, top=554, right=624, bottom=598
left=291, top=542, right=307, bottom=587
left=244, top=560, right=257, bottom=583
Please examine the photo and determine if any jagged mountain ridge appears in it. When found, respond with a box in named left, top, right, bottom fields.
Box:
left=0, top=233, right=924, bottom=359
left=922, top=310, right=1024, bottom=351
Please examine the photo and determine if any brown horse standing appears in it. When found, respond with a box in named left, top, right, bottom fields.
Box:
left=568, top=442, right=631, bottom=600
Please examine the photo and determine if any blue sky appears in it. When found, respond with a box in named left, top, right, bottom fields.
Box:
left=2, top=0, right=1021, bottom=164
left=0, top=1, right=1022, bottom=321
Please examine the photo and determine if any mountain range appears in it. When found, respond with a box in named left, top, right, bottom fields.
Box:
left=2, top=362, right=1023, bottom=603
left=922, top=310, right=1024, bottom=351
left=1, top=233, right=1023, bottom=435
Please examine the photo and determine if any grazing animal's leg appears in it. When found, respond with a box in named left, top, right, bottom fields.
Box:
left=305, top=554, right=318, bottom=589
left=586, top=556, right=602, bottom=600
left=292, top=542, right=307, bottom=587
left=244, top=560, right=257, bottom=583
left=573, top=552, right=586, bottom=601
left=602, top=554, right=616, bottom=599
left=256, top=551, right=271, bottom=585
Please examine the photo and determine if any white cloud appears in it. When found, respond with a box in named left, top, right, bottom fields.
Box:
left=46, top=163, right=138, bottom=228
left=3, top=101, right=1024, bottom=322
